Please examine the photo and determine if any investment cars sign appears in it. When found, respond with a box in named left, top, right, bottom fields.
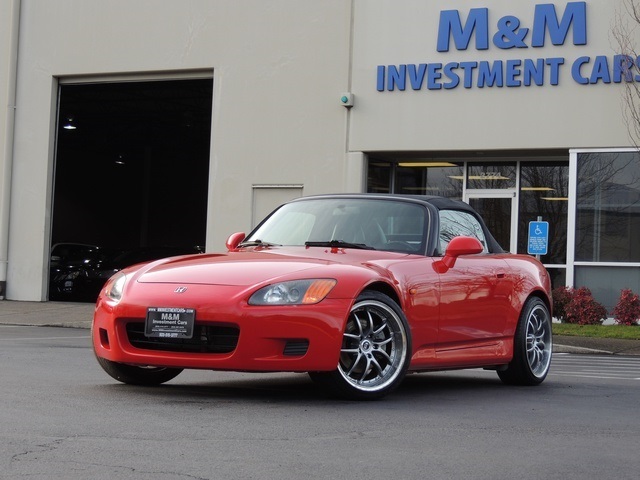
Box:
left=376, top=2, right=635, bottom=91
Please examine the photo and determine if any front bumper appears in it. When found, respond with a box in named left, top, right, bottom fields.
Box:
left=92, top=283, right=350, bottom=372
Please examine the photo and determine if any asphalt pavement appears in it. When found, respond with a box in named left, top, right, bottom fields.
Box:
left=1, top=299, right=639, bottom=355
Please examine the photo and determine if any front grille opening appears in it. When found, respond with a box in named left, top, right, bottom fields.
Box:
left=283, top=339, right=309, bottom=356
left=126, top=322, right=239, bottom=354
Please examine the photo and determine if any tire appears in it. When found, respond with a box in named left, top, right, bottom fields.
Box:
left=310, top=291, right=411, bottom=400
left=95, top=355, right=183, bottom=386
left=498, top=297, right=553, bottom=386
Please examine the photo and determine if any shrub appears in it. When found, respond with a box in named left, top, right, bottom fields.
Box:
left=552, top=286, right=573, bottom=322
left=564, top=287, right=607, bottom=325
left=613, top=289, right=640, bottom=326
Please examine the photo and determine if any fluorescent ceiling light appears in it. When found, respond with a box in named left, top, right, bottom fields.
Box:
left=63, top=116, right=77, bottom=130
left=448, top=175, right=511, bottom=181
left=398, top=162, right=459, bottom=168
left=468, top=175, right=511, bottom=181
left=521, top=187, right=555, bottom=191
left=541, top=197, right=568, bottom=201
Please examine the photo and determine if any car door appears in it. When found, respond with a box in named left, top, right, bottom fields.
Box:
left=435, top=209, right=514, bottom=364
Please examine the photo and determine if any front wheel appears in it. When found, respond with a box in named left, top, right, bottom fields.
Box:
left=498, top=297, right=552, bottom=386
left=96, top=356, right=183, bottom=386
left=310, top=291, right=411, bottom=400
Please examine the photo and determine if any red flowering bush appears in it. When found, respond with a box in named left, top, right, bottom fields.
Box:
left=613, top=289, right=640, bottom=326
left=564, top=287, right=607, bottom=325
left=552, top=286, right=573, bottom=322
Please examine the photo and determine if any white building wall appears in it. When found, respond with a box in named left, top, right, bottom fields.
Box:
left=4, top=0, right=640, bottom=301
left=349, top=0, right=636, bottom=151
left=7, top=0, right=352, bottom=300
left=0, top=0, right=20, bottom=299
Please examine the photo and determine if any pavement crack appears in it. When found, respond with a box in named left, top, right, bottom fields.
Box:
left=11, top=437, right=65, bottom=464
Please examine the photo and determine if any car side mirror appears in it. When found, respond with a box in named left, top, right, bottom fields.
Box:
left=225, top=232, right=246, bottom=251
left=434, top=236, right=484, bottom=273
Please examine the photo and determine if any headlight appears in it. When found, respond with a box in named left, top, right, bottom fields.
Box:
left=104, top=272, right=127, bottom=303
left=248, top=279, right=336, bottom=305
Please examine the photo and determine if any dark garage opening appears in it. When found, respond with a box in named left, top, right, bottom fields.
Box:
left=50, top=78, right=213, bottom=302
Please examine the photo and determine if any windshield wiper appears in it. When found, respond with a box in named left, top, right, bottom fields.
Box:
left=305, top=240, right=374, bottom=250
left=237, top=239, right=281, bottom=248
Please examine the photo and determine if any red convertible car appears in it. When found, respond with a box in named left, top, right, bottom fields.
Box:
left=92, top=194, right=553, bottom=399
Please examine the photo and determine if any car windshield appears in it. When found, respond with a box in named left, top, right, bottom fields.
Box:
left=245, top=198, right=427, bottom=253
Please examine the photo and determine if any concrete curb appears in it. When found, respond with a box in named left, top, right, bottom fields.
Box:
left=552, top=344, right=613, bottom=355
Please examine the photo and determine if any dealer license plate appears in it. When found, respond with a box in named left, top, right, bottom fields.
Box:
left=145, top=307, right=195, bottom=339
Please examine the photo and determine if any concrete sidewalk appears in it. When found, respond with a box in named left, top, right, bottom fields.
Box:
left=0, top=300, right=94, bottom=329
left=1, top=300, right=640, bottom=355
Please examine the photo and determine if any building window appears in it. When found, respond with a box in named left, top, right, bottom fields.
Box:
left=517, top=162, right=569, bottom=265
left=467, top=162, right=517, bottom=189
left=574, top=266, right=640, bottom=312
left=576, top=151, right=640, bottom=262
left=367, top=161, right=392, bottom=193
left=366, top=158, right=463, bottom=198
left=394, top=162, right=463, bottom=198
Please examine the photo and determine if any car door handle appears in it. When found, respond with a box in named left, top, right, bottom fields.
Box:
left=496, top=273, right=506, bottom=279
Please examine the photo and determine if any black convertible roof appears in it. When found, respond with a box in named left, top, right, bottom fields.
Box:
left=296, top=193, right=477, bottom=213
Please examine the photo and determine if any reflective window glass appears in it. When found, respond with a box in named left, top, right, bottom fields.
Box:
left=438, top=209, right=487, bottom=254
left=394, top=162, right=463, bottom=199
left=575, top=266, right=640, bottom=312
left=576, top=152, right=640, bottom=262
left=467, top=163, right=516, bottom=189
left=468, top=196, right=511, bottom=252
left=367, top=161, right=391, bottom=193
left=518, top=162, right=569, bottom=264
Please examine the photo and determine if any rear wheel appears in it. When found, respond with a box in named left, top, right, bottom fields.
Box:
left=310, top=291, right=411, bottom=400
left=498, top=297, right=552, bottom=386
left=95, top=356, right=183, bottom=386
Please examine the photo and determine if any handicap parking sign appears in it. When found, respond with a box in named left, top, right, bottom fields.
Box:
left=528, top=221, right=549, bottom=255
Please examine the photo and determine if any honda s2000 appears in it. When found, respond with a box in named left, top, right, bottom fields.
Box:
left=92, top=194, right=552, bottom=399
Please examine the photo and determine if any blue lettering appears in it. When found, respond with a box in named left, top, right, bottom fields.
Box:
left=590, top=56, right=611, bottom=84
left=478, top=61, right=503, bottom=87
left=387, top=65, right=406, bottom=91
left=532, top=2, right=587, bottom=47
left=443, top=63, right=460, bottom=89
left=437, top=8, right=489, bottom=52
left=546, top=57, right=565, bottom=85
left=506, top=60, right=522, bottom=86
left=523, top=58, right=545, bottom=86
left=613, top=55, right=634, bottom=83
left=377, top=58, right=572, bottom=90
left=376, top=65, right=385, bottom=91
left=427, top=63, right=443, bottom=90
left=572, top=56, right=589, bottom=84
left=459, top=62, right=478, bottom=88
left=408, top=64, right=427, bottom=90
left=493, top=16, right=529, bottom=49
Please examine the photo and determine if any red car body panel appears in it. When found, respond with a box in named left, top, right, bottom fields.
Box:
left=92, top=245, right=551, bottom=373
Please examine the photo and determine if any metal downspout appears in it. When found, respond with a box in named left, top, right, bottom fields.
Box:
left=0, top=0, right=21, bottom=299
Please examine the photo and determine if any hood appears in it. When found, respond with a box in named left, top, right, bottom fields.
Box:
left=135, top=247, right=408, bottom=286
